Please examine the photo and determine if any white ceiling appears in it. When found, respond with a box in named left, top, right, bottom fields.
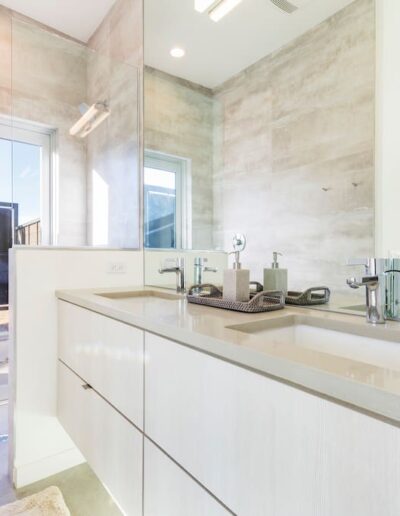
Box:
left=0, top=0, right=117, bottom=42
left=0, top=0, right=356, bottom=87
left=145, top=0, right=356, bottom=89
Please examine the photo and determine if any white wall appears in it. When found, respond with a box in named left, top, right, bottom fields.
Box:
left=375, top=0, right=400, bottom=256
left=9, top=247, right=144, bottom=487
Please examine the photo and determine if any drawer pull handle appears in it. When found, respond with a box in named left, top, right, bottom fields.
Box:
left=81, top=384, right=93, bottom=390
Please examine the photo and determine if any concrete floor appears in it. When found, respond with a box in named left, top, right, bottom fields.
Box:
left=0, top=362, right=8, bottom=403
left=0, top=310, right=122, bottom=515
left=1, top=460, right=122, bottom=516
left=0, top=402, right=14, bottom=507
left=0, top=403, right=122, bottom=515
left=17, top=464, right=123, bottom=516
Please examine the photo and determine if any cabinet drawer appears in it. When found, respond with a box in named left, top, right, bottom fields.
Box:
left=145, top=332, right=276, bottom=515
left=144, top=439, right=229, bottom=516
left=145, top=333, right=400, bottom=516
left=58, top=300, right=144, bottom=428
left=58, top=361, right=143, bottom=516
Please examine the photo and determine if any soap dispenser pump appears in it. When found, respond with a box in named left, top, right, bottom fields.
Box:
left=223, top=234, right=250, bottom=302
left=272, top=251, right=282, bottom=269
left=263, top=251, right=288, bottom=295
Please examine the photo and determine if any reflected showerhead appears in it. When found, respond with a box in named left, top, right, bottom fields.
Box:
left=70, top=101, right=110, bottom=138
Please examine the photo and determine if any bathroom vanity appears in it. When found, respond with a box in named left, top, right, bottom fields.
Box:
left=56, top=287, right=400, bottom=516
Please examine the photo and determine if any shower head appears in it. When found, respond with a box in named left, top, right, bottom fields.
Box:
left=70, top=101, right=110, bottom=138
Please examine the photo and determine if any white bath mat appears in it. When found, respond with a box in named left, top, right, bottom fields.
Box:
left=0, top=486, right=70, bottom=516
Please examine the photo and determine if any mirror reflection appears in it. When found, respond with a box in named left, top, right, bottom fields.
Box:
left=0, top=1, right=141, bottom=249
left=144, top=0, right=375, bottom=295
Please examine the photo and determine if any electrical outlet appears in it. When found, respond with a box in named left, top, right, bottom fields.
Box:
left=107, top=262, right=127, bottom=274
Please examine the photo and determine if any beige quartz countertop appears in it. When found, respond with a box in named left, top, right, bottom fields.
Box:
left=56, top=286, right=400, bottom=425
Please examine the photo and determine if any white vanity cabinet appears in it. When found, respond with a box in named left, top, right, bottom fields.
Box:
left=145, top=333, right=400, bottom=516
left=144, top=439, right=230, bottom=516
left=58, top=361, right=143, bottom=516
left=58, top=300, right=144, bottom=429
left=57, top=300, right=400, bottom=516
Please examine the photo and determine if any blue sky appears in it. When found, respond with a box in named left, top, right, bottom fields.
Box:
left=0, top=138, right=41, bottom=225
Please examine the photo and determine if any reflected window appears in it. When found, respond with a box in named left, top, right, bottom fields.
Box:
left=144, top=151, right=189, bottom=249
left=0, top=119, right=52, bottom=246
left=0, top=119, right=52, bottom=306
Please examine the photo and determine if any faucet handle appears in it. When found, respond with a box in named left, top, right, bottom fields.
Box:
left=194, top=256, right=206, bottom=266
left=347, top=258, right=369, bottom=266
left=194, top=257, right=217, bottom=273
left=347, top=276, right=379, bottom=289
left=161, top=257, right=183, bottom=268
left=162, top=257, right=177, bottom=265
left=347, top=277, right=361, bottom=289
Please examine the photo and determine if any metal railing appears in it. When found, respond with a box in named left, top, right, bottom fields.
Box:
left=15, top=219, right=41, bottom=246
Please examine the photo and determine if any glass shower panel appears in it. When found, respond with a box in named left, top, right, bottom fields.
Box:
left=86, top=49, right=140, bottom=249
left=0, top=6, right=11, bottom=358
left=11, top=6, right=141, bottom=249
left=11, top=17, right=87, bottom=247
left=0, top=8, right=12, bottom=312
left=0, top=138, right=12, bottom=308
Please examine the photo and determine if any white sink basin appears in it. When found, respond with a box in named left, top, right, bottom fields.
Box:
left=227, top=315, right=400, bottom=370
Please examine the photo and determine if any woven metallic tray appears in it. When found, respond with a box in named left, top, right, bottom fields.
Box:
left=187, top=284, right=285, bottom=313
left=285, top=287, right=331, bottom=306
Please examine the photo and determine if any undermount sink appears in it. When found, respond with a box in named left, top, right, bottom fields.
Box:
left=96, top=290, right=182, bottom=301
left=340, top=304, right=366, bottom=313
left=227, top=315, right=400, bottom=369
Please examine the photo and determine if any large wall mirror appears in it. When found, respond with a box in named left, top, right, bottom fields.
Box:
left=144, top=0, right=379, bottom=295
left=0, top=0, right=141, bottom=250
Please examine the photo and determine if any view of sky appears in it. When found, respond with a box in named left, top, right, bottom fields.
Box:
left=0, top=138, right=41, bottom=225
left=144, top=167, right=175, bottom=190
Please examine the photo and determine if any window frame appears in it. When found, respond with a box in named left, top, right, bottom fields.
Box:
left=0, top=116, right=55, bottom=245
left=144, top=149, right=192, bottom=249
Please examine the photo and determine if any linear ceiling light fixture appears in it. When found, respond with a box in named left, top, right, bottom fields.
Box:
left=209, top=0, right=243, bottom=22
left=194, top=0, right=217, bottom=13
left=195, top=0, right=302, bottom=21
left=70, top=101, right=110, bottom=138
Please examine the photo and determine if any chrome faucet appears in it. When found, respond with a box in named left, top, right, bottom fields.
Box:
left=159, top=257, right=186, bottom=293
left=347, top=258, right=386, bottom=324
left=193, top=257, right=218, bottom=286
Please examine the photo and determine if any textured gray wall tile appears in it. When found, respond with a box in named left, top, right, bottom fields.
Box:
left=213, top=0, right=375, bottom=292
left=144, top=67, right=215, bottom=249
left=8, top=18, right=88, bottom=245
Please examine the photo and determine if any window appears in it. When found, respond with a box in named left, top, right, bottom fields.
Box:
left=0, top=118, right=52, bottom=245
left=144, top=150, right=190, bottom=249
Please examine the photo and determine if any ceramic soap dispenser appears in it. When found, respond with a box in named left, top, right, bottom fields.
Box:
left=223, top=234, right=250, bottom=302
left=263, top=251, right=288, bottom=295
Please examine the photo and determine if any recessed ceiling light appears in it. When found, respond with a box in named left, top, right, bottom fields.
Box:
left=170, top=47, right=185, bottom=58
left=209, top=0, right=242, bottom=22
